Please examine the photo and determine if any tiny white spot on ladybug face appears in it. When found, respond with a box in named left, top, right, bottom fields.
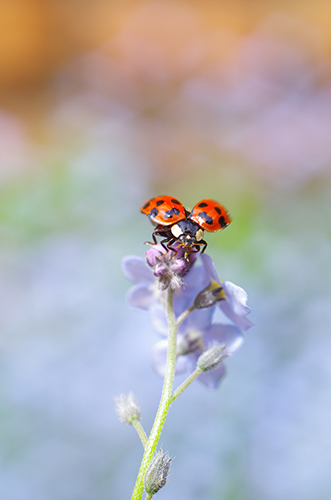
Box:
left=196, top=228, right=204, bottom=241
left=170, top=224, right=183, bottom=239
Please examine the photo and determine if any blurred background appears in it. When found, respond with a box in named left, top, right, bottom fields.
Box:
left=1, top=1, right=331, bottom=499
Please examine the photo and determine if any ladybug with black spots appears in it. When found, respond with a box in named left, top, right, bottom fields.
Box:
left=141, top=195, right=231, bottom=258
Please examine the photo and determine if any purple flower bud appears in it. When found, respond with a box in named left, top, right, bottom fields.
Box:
left=146, top=243, right=196, bottom=291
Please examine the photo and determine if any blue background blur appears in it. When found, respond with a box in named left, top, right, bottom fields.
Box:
left=1, top=1, right=331, bottom=499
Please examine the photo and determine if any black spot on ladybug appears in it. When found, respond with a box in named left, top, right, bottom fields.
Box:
left=215, top=206, right=221, bottom=214
left=218, top=216, right=227, bottom=228
left=149, top=207, right=159, bottom=218
left=142, top=201, right=151, bottom=209
left=171, top=198, right=181, bottom=205
left=199, top=211, right=213, bottom=225
left=165, top=207, right=180, bottom=218
left=156, top=199, right=164, bottom=206
left=198, top=202, right=208, bottom=208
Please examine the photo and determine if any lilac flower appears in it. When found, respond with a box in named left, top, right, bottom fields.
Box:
left=122, top=244, right=201, bottom=311
left=122, top=248, right=252, bottom=330
left=122, top=255, right=157, bottom=310
left=122, top=246, right=252, bottom=389
left=151, top=305, right=244, bottom=389
left=200, top=253, right=253, bottom=332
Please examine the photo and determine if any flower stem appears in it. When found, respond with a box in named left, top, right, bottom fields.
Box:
left=132, top=420, right=148, bottom=449
left=176, top=305, right=195, bottom=327
left=131, top=288, right=178, bottom=500
left=170, top=367, right=202, bottom=403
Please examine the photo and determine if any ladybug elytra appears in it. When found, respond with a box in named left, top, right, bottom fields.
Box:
left=141, top=195, right=231, bottom=258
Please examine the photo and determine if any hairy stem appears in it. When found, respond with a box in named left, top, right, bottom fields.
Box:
left=176, top=305, right=195, bottom=327
left=171, top=367, right=202, bottom=403
left=132, top=420, right=148, bottom=449
left=131, top=288, right=178, bottom=500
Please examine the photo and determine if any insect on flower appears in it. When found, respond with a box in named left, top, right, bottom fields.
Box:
left=141, top=195, right=231, bottom=259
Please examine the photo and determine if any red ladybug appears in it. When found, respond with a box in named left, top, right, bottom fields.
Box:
left=141, top=195, right=231, bottom=257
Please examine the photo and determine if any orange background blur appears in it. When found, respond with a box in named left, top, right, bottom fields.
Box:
left=1, top=0, right=331, bottom=102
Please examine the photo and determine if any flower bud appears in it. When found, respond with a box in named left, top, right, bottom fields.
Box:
left=197, top=343, right=227, bottom=371
left=144, top=450, right=172, bottom=495
left=194, top=280, right=226, bottom=309
left=146, top=243, right=196, bottom=291
left=115, top=392, right=141, bottom=425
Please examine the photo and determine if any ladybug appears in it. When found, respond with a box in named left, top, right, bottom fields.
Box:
left=141, top=195, right=231, bottom=258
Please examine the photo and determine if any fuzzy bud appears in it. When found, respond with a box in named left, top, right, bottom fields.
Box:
left=194, top=281, right=226, bottom=309
left=115, top=392, right=141, bottom=425
left=146, top=244, right=196, bottom=291
left=144, top=450, right=172, bottom=495
left=197, top=343, right=227, bottom=371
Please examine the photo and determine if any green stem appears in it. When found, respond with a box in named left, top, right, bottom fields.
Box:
left=132, top=420, right=148, bottom=449
left=176, top=305, right=195, bottom=327
left=170, top=367, right=202, bottom=403
left=145, top=495, right=153, bottom=500
left=131, top=288, right=178, bottom=500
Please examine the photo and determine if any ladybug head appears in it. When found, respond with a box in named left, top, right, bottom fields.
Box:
left=178, top=233, right=197, bottom=248
left=170, top=220, right=204, bottom=248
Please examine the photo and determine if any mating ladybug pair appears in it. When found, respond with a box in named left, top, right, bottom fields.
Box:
left=141, top=195, right=231, bottom=259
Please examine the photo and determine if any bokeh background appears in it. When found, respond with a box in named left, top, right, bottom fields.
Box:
left=1, top=1, right=331, bottom=499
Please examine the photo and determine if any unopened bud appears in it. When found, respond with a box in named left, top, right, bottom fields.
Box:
left=194, top=281, right=226, bottom=309
left=146, top=244, right=196, bottom=291
left=144, top=450, right=172, bottom=495
left=197, top=343, right=227, bottom=371
left=115, top=392, right=141, bottom=425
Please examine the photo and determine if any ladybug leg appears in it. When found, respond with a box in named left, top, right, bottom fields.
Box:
left=152, top=231, right=159, bottom=244
left=165, top=238, right=177, bottom=256
left=183, top=241, right=207, bottom=260
left=188, top=241, right=206, bottom=254
left=199, top=240, right=208, bottom=254
left=158, top=236, right=172, bottom=253
left=184, top=246, right=199, bottom=261
left=144, top=230, right=161, bottom=246
left=144, top=233, right=157, bottom=245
